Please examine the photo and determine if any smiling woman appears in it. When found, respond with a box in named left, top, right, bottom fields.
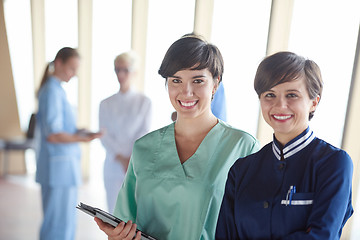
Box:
left=167, top=69, right=217, bottom=121
left=95, top=34, right=260, bottom=240
left=259, top=78, right=319, bottom=145
left=254, top=52, right=322, bottom=145
left=216, top=51, right=354, bottom=240
left=167, top=68, right=218, bottom=162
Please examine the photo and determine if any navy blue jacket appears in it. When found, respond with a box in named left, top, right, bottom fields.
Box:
left=216, top=128, right=353, bottom=240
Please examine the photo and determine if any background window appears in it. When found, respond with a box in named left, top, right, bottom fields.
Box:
left=211, top=0, right=272, bottom=137
left=289, top=0, right=360, bottom=148
left=91, top=0, right=132, bottom=125
left=45, top=0, right=78, bottom=108
left=144, top=0, right=195, bottom=131
left=4, top=0, right=34, bottom=130
left=89, top=0, right=132, bottom=195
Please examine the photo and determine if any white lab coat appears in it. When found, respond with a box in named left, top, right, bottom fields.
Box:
left=99, top=88, right=152, bottom=213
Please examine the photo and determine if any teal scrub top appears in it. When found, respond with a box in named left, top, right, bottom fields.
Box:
left=113, top=120, right=260, bottom=240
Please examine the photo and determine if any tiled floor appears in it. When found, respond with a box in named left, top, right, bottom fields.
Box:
left=0, top=146, right=109, bottom=240
left=0, top=174, right=108, bottom=240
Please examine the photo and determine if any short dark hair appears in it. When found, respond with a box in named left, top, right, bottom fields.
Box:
left=158, top=34, right=224, bottom=84
left=254, top=51, right=323, bottom=120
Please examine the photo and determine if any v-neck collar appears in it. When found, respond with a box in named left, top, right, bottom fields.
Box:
left=272, top=127, right=315, bottom=161
left=159, top=120, right=224, bottom=179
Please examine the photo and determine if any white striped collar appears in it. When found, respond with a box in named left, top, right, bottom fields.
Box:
left=272, top=127, right=315, bottom=161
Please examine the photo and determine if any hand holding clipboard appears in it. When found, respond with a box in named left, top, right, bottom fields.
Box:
left=76, top=202, right=157, bottom=240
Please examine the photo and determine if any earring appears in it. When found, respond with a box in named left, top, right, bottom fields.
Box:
left=211, top=88, right=217, bottom=100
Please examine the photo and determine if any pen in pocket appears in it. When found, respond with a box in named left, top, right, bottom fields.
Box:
left=286, top=185, right=296, bottom=206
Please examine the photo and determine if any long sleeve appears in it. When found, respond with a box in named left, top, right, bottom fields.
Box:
left=99, top=101, right=122, bottom=155
left=215, top=164, right=239, bottom=240
left=133, top=97, right=152, bottom=143
left=282, top=150, right=354, bottom=240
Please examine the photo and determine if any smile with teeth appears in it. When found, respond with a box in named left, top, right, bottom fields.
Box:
left=273, top=114, right=293, bottom=120
left=179, top=100, right=198, bottom=107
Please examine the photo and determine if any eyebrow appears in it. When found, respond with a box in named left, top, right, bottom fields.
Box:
left=169, top=74, right=206, bottom=79
left=192, top=75, right=206, bottom=79
left=266, top=89, right=301, bottom=92
left=168, top=75, right=180, bottom=78
left=286, top=89, right=301, bottom=93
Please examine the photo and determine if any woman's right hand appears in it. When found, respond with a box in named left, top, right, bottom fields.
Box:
left=77, top=130, right=103, bottom=142
left=94, top=217, right=141, bottom=240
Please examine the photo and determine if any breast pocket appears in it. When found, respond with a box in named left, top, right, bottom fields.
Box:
left=281, top=192, right=314, bottom=206
left=280, top=192, right=314, bottom=233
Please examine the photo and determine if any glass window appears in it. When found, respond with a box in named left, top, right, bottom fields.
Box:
left=45, top=0, right=78, bottom=107
left=89, top=0, right=132, bottom=190
left=211, top=0, right=272, bottom=137
left=4, top=0, right=34, bottom=130
left=91, top=0, right=132, bottom=127
left=144, top=0, right=195, bottom=130
left=289, top=0, right=360, bottom=148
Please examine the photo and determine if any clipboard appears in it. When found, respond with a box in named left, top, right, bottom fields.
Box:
left=76, top=202, right=157, bottom=240
left=76, top=129, right=101, bottom=137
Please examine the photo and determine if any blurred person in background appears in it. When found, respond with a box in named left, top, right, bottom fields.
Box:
left=99, top=51, right=152, bottom=213
left=36, top=47, right=102, bottom=240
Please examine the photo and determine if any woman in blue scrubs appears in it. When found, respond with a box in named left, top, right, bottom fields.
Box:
left=95, top=34, right=260, bottom=240
left=36, top=47, right=102, bottom=240
left=216, top=51, right=354, bottom=239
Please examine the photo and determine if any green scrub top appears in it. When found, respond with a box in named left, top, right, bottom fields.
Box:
left=113, top=120, right=259, bottom=240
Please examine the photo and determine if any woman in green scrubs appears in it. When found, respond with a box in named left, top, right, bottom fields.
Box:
left=95, top=34, right=260, bottom=240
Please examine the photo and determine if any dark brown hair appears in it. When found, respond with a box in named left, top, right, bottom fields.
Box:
left=158, top=34, right=224, bottom=84
left=254, top=51, right=323, bottom=120
left=37, top=47, right=79, bottom=97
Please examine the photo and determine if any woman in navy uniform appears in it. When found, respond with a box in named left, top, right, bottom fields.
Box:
left=216, top=51, right=353, bottom=239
